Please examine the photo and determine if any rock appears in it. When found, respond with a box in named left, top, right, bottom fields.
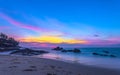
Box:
left=103, top=50, right=109, bottom=54
left=47, top=73, right=52, bottom=75
left=23, top=69, right=37, bottom=71
left=53, top=47, right=81, bottom=53
left=61, top=48, right=81, bottom=53
left=67, top=50, right=74, bottom=52
left=110, top=55, right=116, bottom=57
left=92, top=52, right=117, bottom=58
left=52, top=46, right=63, bottom=51
left=0, top=47, right=19, bottom=52
left=92, top=52, right=99, bottom=55
left=10, top=48, right=48, bottom=56
left=47, top=73, right=56, bottom=75
left=61, top=50, right=68, bottom=52
left=73, top=48, right=81, bottom=53
left=99, top=54, right=108, bottom=56
left=92, top=52, right=108, bottom=56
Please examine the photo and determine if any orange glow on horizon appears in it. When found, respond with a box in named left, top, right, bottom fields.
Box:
left=18, top=36, right=88, bottom=44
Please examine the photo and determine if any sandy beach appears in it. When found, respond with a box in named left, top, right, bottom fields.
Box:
left=0, top=55, right=119, bottom=75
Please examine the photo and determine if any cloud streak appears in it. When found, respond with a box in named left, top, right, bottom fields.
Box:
left=85, top=39, right=120, bottom=45
left=0, top=12, right=48, bottom=32
left=0, top=12, right=68, bottom=38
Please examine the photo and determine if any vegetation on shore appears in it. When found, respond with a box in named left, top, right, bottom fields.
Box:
left=0, top=33, right=19, bottom=47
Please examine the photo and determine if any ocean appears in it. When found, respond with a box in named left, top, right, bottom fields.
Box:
left=0, top=47, right=120, bottom=69
left=34, top=48, right=120, bottom=69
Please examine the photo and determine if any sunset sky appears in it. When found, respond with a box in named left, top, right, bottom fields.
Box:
left=0, top=0, right=120, bottom=47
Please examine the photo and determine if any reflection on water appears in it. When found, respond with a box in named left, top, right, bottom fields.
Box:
left=39, top=53, right=61, bottom=60
left=36, top=53, right=80, bottom=63
left=35, top=53, right=120, bottom=70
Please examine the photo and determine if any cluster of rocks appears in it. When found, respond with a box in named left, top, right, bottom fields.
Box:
left=10, top=48, right=49, bottom=56
left=0, top=47, right=20, bottom=52
left=92, top=50, right=117, bottom=57
left=52, top=47, right=81, bottom=53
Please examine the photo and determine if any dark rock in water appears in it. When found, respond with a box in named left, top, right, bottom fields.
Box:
left=61, top=50, right=68, bottom=52
left=53, top=47, right=81, bottom=53
left=73, top=48, right=81, bottom=53
left=92, top=52, right=117, bottom=58
left=103, top=50, right=109, bottom=54
left=0, top=47, right=20, bottom=52
left=52, top=46, right=63, bottom=51
left=92, top=52, right=99, bottom=55
left=67, top=50, right=74, bottom=52
left=61, top=48, right=81, bottom=53
left=93, top=52, right=108, bottom=56
left=10, top=48, right=48, bottom=56
left=99, top=54, right=108, bottom=56
left=110, top=55, right=116, bottom=57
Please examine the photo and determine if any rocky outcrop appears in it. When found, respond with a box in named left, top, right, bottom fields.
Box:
left=10, top=48, right=49, bottom=56
left=92, top=52, right=99, bottom=55
left=52, top=47, right=81, bottom=53
left=0, top=47, right=20, bottom=52
left=73, top=48, right=81, bottom=53
left=92, top=52, right=116, bottom=58
left=52, top=47, right=63, bottom=51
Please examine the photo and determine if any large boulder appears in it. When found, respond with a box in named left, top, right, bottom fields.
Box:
left=61, top=48, right=81, bottom=53
left=52, top=46, right=63, bottom=51
left=73, top=48, right=81, bottom=53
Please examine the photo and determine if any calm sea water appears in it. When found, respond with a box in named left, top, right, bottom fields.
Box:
left=34, top=48, right=120, bottom=69
left=34, top=47, right=120, bottom=58
left=0, top=47, right=120, bottom=69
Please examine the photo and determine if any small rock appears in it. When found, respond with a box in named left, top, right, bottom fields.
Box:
left=110, top=55, right=116, bottom=57
left=23, top=69, right=37, bottom=71
left=92, top=52, right=99, bottom=55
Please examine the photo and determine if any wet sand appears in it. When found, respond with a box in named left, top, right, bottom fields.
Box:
left=0, top=55, right=120, bottom=75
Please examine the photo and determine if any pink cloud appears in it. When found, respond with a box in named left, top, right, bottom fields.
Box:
left=0, top=12, right=48, bottom=32
left=39, top=43, right=48, bottom=47
left=86, top=39, right=120, bottom=46
left=108, top=37, right=120, bottom=42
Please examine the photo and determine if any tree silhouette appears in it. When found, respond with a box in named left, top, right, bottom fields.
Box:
left=0, top=33, right=8, bottom=39
left=0, top=33, right=19, bottom=47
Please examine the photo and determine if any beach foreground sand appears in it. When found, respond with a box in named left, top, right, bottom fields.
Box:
left=0, top=55, right=120, bottom=75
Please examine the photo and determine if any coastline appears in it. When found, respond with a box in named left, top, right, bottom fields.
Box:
left=0, top=55, right=120, bottom=75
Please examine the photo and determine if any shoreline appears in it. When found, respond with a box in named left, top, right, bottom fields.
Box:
left=34, top=52, right=120, bottom=70
left=0, top=55, right=120, bottom=75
